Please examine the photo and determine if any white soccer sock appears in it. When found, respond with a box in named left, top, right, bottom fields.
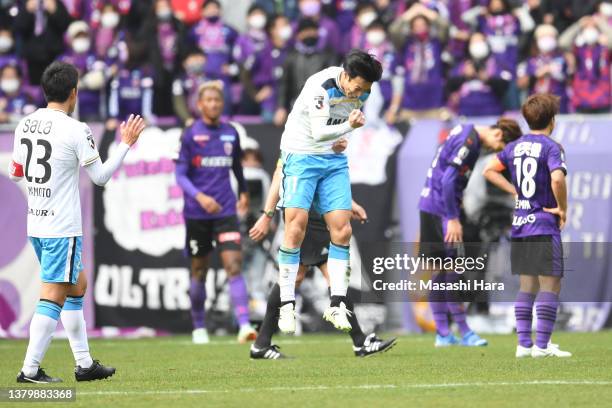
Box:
left=328, top=243, right=350, bottom=297
left=22, top=301, right=61, bottom=377
left=278, top=247, right=300, bottom=302
left=61, top=309, right=93, bottom=368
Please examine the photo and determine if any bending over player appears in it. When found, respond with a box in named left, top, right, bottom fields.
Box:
left=419, top=117, right=522, bottom=347
left=276, top=50, right=383, bottom=334
left=484, top=93, right=570, bottom=358
left=175, top=81, right=256, bottom=344
left=248, top=148, right=397, bottom=359
left=9, top=61, right=145, bottom=383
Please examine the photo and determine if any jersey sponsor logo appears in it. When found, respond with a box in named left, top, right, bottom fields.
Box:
left=512, top=214, right=536, bottom=226
left=27, top=186, right=51, bottom=197
left=218, top=231, right=241, bottom=243
left=314, top=95, right=324, bottom=110
left=193, top=134, right=210, bottom=146
left=513, top=141, right=542, bottom=158
left=326, top=117, right=347, bottom=126
left=220, top=134, right=236, bottom=142
left=22, top=119, right=52, bottom=135
left=28, top=208, right=55, bottom=217
left=191, top=155, right=233, bottom=167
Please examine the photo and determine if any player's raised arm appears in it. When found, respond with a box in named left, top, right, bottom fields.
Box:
left=83, top=114, right=145, bottom=186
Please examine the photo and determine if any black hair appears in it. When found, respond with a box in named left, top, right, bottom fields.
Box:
left=41, top=61, right=78, bottom=103
left=265, top=13, right=288, bottom=35
left=203, top=0, right=221, bottom=9
left=247, top=4, right=266, bottom=15
left=297, top=18, right=318, bottom=33
left=183, top=46, right=206, bottom=60
left=366, top=18, right=386, bottom=31
left=342, top=49, right=382, bottom=83
left=355, top=2, right=376, bottom=15
left=0, top=63, right=22, bottom=78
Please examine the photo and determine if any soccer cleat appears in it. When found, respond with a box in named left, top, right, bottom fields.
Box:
left=461, top=331, right=488, bottom=347
left=531, top=344, right=572, bottom=358
left=17, top=368, right=62, bottom=384
left=515, top=345, right=533, bottom=358
left=322, top=302, right=352, bottom=332
left=192, top=328, right=210, bottom=344
left=278, top=303, right=296, bottom=334
left=250, top=344, right=288, bottom=360
left=353, top=333, right=397, bottom=357
left=75, top=360, right=116, bottom=382
left=434, top=333, right=459, bottom=347
left=237, top=324, right=257, bottom=344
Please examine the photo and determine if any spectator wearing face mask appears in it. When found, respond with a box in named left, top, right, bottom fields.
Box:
left=173, top=48, right=210, bottom=125
left=296, top=0, right=341, bottom=53
left=517, top=24, right=570, bottom=113
left=559, top=14, right=612, bottom=113
left=447, top=32, right=511, bottom=117
left=240, top=14, right=292, bottom=121
left=274, top=18, right=338, bottom=126
left=234, top=5, right=269, bottom=68
left=389, top=6, right=447, bottom=120
left=14, top=0, right=71, bottom=84
left=189, top=0, right=238, bottom=115
left=0, top=64, right=37, bottom=124
left=348, top=3, right=378, bottom=52
left=93, top=4, right=124, bottom=67
left=139, top=0, right=185, bottom=117
left=0, top=27, right=19, bottom=69
left=598, top=0, right=612, bottom=24
left=107, top=38, right=155, bottom=127
left=59, top=21, right=108, bottom=121
left=334, top=0, right=359, bottom=36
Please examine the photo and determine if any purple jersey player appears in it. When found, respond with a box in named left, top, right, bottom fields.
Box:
left=419, top=118, right=522, bottom=348
left=484, top=93, right=571, bottom=358
left=175, top=81, right=255, bottom=345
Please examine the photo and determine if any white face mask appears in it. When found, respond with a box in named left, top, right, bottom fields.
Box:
left=101, top=12, right=120, bottom=28
left=72, top=38, right=91, bottom=54
left=278, top=25, right=293, bottom=41
left=157, top=9, right=172, bottom=20
left=358, top=11, right=377, bottom=28
left=366, top=30, right=385, bottom=46
left=600, top=3, right=612, bottom=17
left=537, top=36, right=556, bottom=53
left=0, top=36, right=13, bottom=53
left=469, top=41, right=489, bottom=60
left=582, top=27, right=599, bottom=45
left=1, top=78, right=19, bottom=94
left=248, top=14, right=266, bottom=30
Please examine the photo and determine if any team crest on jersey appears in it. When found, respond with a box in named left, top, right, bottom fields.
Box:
left=224, top=142, right=233, bottom=156
left=193, top=134, right=209, bottom=146
left=87, top=133, right=96, bottom=150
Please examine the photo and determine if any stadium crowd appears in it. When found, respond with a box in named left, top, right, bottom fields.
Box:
left=0, top=0, right=610, bottom=127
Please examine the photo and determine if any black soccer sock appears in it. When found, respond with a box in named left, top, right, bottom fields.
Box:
left=330, top=295, right=346, bottom=307
left=344, top=295, right=366, bottom=347
left=255, top=284, right=281, bottom=349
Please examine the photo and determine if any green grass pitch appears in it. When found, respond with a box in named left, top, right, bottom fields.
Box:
left=1, top=331, right=612, bottom=407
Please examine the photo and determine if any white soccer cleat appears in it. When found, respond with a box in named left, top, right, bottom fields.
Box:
left=531, top=343, right=572, bottom=358
left=278, top=303, right=296, bottom=334
left=323, top=302, right=352, bottom=332
left=237, top=324, right=257, bottom=344
left=515, top=345, right=533, bottom=358
left=192, top=328, right=210, bottom=344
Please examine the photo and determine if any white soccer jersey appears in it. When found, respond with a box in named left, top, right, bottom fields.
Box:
left=280, top=66, right=368, bottom=154
left=11, top=108, right=99, bottom=238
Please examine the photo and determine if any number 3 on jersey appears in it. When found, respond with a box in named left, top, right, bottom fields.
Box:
left=21, top=138, right=52, bottom=184
left=513, top=157, right=537, bottom=198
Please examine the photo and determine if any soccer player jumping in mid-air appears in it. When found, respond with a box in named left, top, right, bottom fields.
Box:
left=175, top=81, right=256, bottom=344
left=10, top=61, right=145, bottom=383
left=419, top=117, right=522, bottom=347
left=484, top=93, right=570, bottom=358
left=276, top=50, right=382, bottom=334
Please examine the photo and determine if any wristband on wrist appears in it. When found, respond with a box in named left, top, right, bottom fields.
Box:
left=261, top=209, right=275, bottom=218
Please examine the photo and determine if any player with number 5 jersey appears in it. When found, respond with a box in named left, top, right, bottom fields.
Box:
left=9, top=61, right=146, bottom=383
left=484, top=93, right=571, bottom=359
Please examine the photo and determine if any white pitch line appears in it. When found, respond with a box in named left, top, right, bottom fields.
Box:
left=76, top=380, right=612, bottom=396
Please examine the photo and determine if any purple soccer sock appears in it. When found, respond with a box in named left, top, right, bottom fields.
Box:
left=535, top=291, right=559, bottom=349
left=229, top=275, right=250, bottom=326
left=189, top=278, right=206, bottom=329
left=429, top=272, right=450, bottom=336
left=445, top=272, right=471, bottom=336
left=514, top=291, right=536, bottom=348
